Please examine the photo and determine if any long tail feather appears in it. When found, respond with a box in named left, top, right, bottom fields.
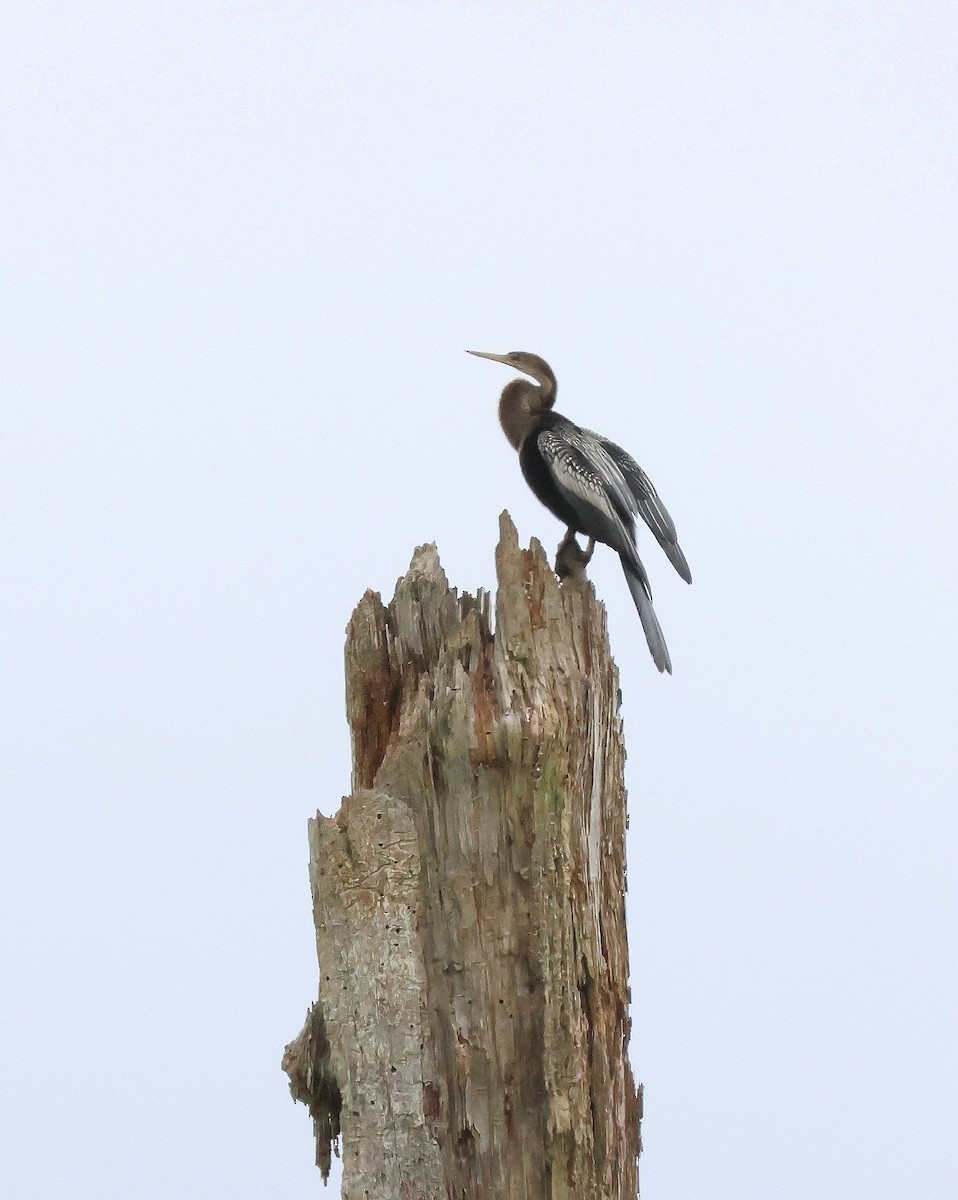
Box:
left=621, top=555, right=673, bottom=674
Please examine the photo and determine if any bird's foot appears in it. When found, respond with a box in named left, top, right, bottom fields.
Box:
left=555, top=532, right=592, bottom=581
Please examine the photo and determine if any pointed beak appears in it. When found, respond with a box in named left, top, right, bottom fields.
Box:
left=465, top=350, right=511, bottom=366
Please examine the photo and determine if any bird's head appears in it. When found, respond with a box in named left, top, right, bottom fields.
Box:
left=466, top=350, right=556, bottom=395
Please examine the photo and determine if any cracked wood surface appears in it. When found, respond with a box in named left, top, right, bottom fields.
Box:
left=284, top=511, right=640, bottom=1198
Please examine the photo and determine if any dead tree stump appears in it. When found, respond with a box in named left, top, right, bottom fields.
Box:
left=283, top=512, right=641, bottom=1198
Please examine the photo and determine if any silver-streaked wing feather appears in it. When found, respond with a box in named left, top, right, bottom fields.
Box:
left=557, top=426, right=639, bottom=523
left=585, top=431, right=692, bottom=584
left=536, top=427, right=653, bottom=601
left=537, top=428, right=634, bottom=549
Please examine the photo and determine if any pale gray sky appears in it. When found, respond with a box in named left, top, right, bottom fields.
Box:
left=2, top=3, right=956, bottom=1196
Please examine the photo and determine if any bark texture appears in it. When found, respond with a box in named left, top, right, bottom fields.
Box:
left=283, top=512, right=640, bottom=1198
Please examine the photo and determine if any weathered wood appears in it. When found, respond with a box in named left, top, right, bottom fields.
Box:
left=283, top=512, right=640, bottom=1198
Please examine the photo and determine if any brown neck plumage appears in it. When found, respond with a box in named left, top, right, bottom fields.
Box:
left=498, top=373, right=556, bottom=450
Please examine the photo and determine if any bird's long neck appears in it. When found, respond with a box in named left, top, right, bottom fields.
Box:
left=498, top=373, right=556, bottom=450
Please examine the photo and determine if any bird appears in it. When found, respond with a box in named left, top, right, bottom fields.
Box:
left=467, top=349, right=691, bottom=673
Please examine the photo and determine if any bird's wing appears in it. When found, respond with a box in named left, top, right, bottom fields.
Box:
left=536, top=424, right=676, bottom=668
left=536, top=427, right=653, bottom=600
left=585, top=431, right=692, bottom=584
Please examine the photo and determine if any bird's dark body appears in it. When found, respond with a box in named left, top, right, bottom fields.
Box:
left=518, top=413, right=585, bottom=532
left=468, top=349, right=690, bottom=673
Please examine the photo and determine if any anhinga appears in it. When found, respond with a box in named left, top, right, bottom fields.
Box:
left=467, top=350, right=691, bottom=674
